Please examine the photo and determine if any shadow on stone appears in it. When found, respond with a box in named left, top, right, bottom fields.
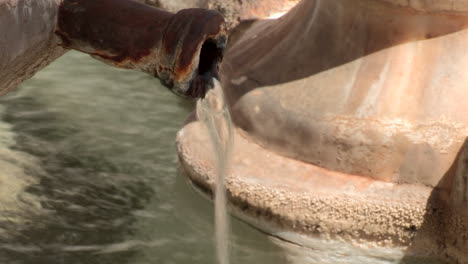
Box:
left=400, top=139, right=468, bottom=263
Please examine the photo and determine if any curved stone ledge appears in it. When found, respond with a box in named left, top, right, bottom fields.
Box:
left=176, top=118, right=468, bottom=262
left=222, top=0, right=468, bottom=186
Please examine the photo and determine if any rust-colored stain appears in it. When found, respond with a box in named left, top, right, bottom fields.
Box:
left=56, top=0, right=227, bottom=98
left=163, top=9, right=226, bottom=74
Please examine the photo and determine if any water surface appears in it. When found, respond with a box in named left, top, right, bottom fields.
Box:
left=0, top=51, right=426, bottom=264
left=0, top=51, right=286, bottom=264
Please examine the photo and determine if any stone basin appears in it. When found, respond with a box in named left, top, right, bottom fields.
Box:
left=177, top=0, right=468, bottom=262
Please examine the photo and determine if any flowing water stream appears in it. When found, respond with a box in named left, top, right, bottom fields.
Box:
left=196, top=80, right=233, bottom=264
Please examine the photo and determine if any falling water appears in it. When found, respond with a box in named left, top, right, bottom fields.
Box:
left=196, top=79, right=233, bottom=264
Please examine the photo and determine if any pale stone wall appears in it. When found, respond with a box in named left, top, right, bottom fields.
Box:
left=222, top=0, right=468, bottom=186
left=0, top=0, right=66, bottom=95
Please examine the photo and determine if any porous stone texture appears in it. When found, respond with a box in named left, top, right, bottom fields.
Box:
left=177, top=0, right=468, bottom=262
left=177, top=119, right=453, bottom=262
left=0, top=0, right=66, bottom=95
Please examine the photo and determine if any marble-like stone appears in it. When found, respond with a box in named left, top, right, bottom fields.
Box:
left=0, top=0, right=66, bottom=95
left=221, top=0, right=468, bottom=186
left=177, top=0, right=468, bottom=262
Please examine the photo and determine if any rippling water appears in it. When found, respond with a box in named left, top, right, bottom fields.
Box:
left=0, top=52, right=286, bottom=264
left=0, top=51, right=430, bottom=264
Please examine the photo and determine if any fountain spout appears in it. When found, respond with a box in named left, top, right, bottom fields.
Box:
left=56, top=0, right=227, bottom=98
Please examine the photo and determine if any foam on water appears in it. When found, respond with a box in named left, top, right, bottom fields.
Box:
left=0, top=105, right=41, bottom=223
left=196, top=79, right=233, bottom=264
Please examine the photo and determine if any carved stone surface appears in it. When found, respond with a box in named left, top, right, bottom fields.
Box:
left=177, top=0, right=468, bottom=262
left=136, top=0, right=298, bottom=27
left=177, top=118, right=439, bottom=256
left=0, top=0, right=297, bottom=96
left=57, top=0, right=228, bottom=98
left=0, top=0, right=66, bottom=95
left=204, top=0, right=298, bottom=27
left=222, top=0, right=468, bottom=186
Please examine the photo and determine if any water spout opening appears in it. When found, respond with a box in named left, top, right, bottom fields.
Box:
left=199, top=39, right=223, bottom=77
left=187, top=39, right=224, bottom=99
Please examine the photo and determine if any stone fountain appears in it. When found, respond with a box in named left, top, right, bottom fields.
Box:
left=2, top=0, right=468, bottom=262
left=176, top=0, right=468, bottom=262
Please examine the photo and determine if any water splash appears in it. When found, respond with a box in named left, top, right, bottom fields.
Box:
left=196, top=79, right=233, bottom=264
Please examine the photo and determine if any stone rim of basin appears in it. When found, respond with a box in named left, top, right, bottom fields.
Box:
left=177, top=119, right=450, bottom=261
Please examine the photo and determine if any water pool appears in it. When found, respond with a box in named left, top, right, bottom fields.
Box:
left=0, top=51, right=287, bottom=264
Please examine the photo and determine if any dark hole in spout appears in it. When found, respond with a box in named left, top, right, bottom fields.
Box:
left=198, top=39, right=222, bottom=76
left=187, top=39, right=224, bottom=99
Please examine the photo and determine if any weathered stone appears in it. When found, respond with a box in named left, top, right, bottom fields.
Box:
left=177, top=0, right=468, bottom=262
left=177, top=119, right=439, bottom=254
left=57, top=0, right=228, bottom=99
left=135, top=0, right=298, bottom=28
left=204, top=0, right=298, bottom=28
left=221, top=0, right=468, bottom=186
left=0, top=0, right=297, bottom=96
left=0, top=0, right=66, bottom=95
